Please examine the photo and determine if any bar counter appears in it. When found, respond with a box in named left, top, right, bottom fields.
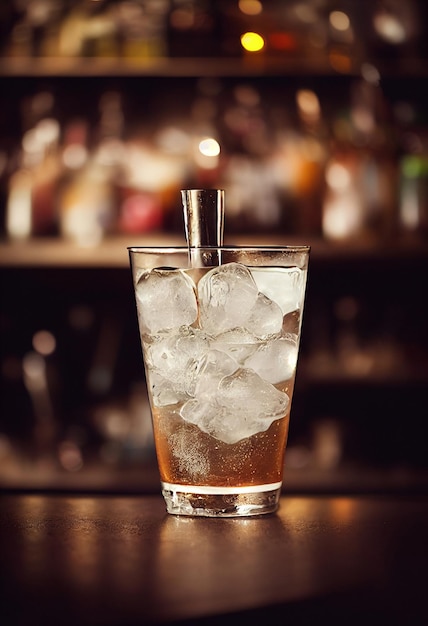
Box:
left=1, top=492, right=427, bottom=626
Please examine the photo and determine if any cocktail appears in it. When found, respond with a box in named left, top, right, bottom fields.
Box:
left=129, top=242, right=309, bottom=517
left=129, top=189, right=309, bottom=516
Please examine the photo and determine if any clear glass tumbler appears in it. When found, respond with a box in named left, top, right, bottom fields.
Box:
left=128, top=245, right=310, bottom=517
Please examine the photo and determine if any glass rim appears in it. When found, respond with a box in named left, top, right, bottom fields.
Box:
left=128, top=245, right=311, bottom=253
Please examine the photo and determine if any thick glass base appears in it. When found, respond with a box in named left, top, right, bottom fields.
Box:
left=161, top=482, right=282, bottom=517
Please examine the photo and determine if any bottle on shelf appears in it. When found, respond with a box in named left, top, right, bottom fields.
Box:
left=322, top=77, right=399, bottom=243
left=58, top=92, right=124, bottom=246
left=117, top=0, right=169, bottom=59
left=58, top=0, right=119, bottom=57
left=6, top=90, right=62, bottom=239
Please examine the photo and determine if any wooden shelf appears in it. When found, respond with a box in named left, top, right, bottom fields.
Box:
left=0, top=55, right=355, bottom=78
left=0, top=234, right=184, bottom=268
left=0, top=235, right=427, bottom=269
left=1, top=55, right=427, bottom=79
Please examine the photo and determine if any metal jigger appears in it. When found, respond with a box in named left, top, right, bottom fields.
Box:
left=181, top=189, right=224, bottom=266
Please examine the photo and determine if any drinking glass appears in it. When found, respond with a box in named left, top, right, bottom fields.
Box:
left=129, top=245, right=310, bottom=517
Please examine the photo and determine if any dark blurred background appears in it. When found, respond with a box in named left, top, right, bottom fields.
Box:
left=0, top=0, right=427, bottom=494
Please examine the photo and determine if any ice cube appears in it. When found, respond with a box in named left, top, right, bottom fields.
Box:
left=145, top=327, right=212, bottom=406
left=243, top=335, right=299, bottom=384
left=211, top=328, right=259, bottom=364
left=147, top=369, right=184, bottom=407
left=245, top=292, right=283, bottom=338
left=180, top=368, right=289, bottom=445
left=198, top=263, right=258, bottom=335
left=194, top=349, right=239, bottom=396
left=251, top=266, right=306, bottom=316
left=135, top=268, right=198, bottom=335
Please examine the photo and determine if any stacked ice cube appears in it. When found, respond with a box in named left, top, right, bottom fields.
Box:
left=135, top=262, right=303, bottom=444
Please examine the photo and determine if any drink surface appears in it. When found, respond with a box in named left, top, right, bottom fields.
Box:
left=134, top=262, right=305, bottom=489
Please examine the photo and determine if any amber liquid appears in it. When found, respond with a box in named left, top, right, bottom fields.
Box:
left=152, top=378, right=294, bottom=488
left=139, top=264, right=301, bottom=491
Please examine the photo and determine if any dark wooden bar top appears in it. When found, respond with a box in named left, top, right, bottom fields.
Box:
left=1, top=492, right=427, bottom=626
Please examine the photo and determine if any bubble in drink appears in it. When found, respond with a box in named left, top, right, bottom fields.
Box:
left=135, top=268, right=198, bottom=335
left=168, top=428, right=210, bottom=479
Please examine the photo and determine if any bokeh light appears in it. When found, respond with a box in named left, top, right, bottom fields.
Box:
left=373, top=11, right=407, bottom=44
left=361, top=63, right=381, bottom=86
left=239, top=0, right=263, bottom=16
left=58, top=440, right=84, bottom=472
left=296, top=89, right=321, bottom=123
left=62, top=144, right=88, bottom=169
left=32, top=330, right=56, bottom=356
left=241, top=32, right=265, bottom=52
left=329, top=11, right=350, bottom=31
left=198, top=137, right=220, bottom=157
left=326, top=162, right=351, bottom=191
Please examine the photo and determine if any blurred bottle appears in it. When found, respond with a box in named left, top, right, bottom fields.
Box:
left=167, top=0, right=221, bottom=58
left=399, top=152, right=428, bottom=240
left=0, top=150, right=9, bottom=237
left=268, top=87, right=327, bottom=236
left=58, top=0, right=119, bottom=57
left=6, top=161, right=33, bottom=240
left=6, top=91, right=62, bottom=239
left=57, top=116, right=90, bottom=241
left=58, top=145, right=116, bottom=246
left=117, top=135, right=186, bottom=234
left=94, top=89, right=168, bottom=235
left=117, top=0, right=169, bottom=59
left=30, top=117, right=62, bottom=235
left=322, top=146, right=366, bottom=242
left=218, top=83, right=283, bottom=233
left=0, top=1, right=19, bottom=55
left=58, top=92, right=123, bottom=245
left=322, top=78, right=398, bottom=242
left=5, top=0, right=66, bottom=57
left=394, top=99, right=428, bottom=241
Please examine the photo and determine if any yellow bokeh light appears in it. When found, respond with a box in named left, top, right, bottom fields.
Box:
left=240, top=32, right=265, bottom=52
